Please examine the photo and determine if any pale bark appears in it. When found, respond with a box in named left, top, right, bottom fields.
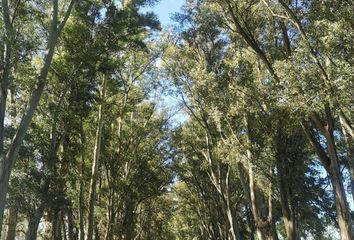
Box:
left=204, top=147, right=239, bottom=239
left=271, top=4, right=354, bottom=236
left=245, top=153, right=277, bottom=240
left=67, top=209, right=75, bottom=240
left=244, top=118, right=277, bottom=240
left=340, top=114, right=354, bottom=202
left=62, top=214, right=67, bottom=240
left=302, top=107, right=354, bottom=240
left=5, top=207, right=17, bottom=240
left=104, top=188, right=115, bottom=240
left=85, top=76, right=107, bottom=240
left=223, top=1, right=353, bottom=237
left=225, top=165, right=241, bottom=240
left=340, top=111, right=354, bottom=140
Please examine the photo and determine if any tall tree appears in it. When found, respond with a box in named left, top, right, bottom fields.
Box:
left=0, top=1, right=76, bottom=236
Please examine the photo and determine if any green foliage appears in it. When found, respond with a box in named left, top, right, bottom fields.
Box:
left=1, top=0, right=353, bottom=239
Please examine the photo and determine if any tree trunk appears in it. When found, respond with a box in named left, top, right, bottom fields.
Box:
left=67, top=209, right=76, bottom=240
left=267, top=171, right=279, bottom=240
left=246, top=139, right=278, bottom=240
left=304, top=108, right=354, bottom=240
left=224, top=165, right=240, bottom=240
left=6, top=207, right=18, bottom=240
left=0, top=1, right=14, bottom=235
left=79, top=125, right=85, bottom=240
left=340, top=115, right=354, bottom=202
left=95, top=224, right=100, bottom=240
left=104, top=189, right=115, bottom=240
left=25, top=202, right=45, bottom=240
left=320, top=111, right=353, bottom=240
left=85, top=76, right=106, bottom=240
left=329, top=161, right=354, bottom=240
left=0, top=1, right=76, bottom=235
left=62, top=212, right=67, bottom=240
left=52, top=210, right=61, bottom=240
left=0, top=169, right=10, bottom=238
left=276, top=150, right=297, bottom=240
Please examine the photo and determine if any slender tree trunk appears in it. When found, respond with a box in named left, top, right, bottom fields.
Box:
left=225, top=200, right=239, bottom=240
left=52, top=209, right=60, bottom=240
left=328, top=148, right=353, bottom=238
left=246, top=119, right=278, bottom=240
left=95, top=224, right=100, bottom=240
left=0, top=169, right=10, bottom=238
left=248, top=159, right=264, bottom=240
left=340, top=115, right=354, bottom=202
left=329, top=160, right=354, bottom=240
left=67, top=209, right=75, bottom=240
left=268, top=170, right=278, bottom=240
left=85, top=76, right=106, bottom=240
left=318, top=110, right=353, bottom=240
left=62, top=212, right=67, bottom=240
left=224, top=165, right=240, bottom=240
left=303, top=107, right=354, bottom=240
left=25, top=202, right=45, bottom=240
left=0, top=1, right=76, bottom=234
left=104, top=189, right=115, bottom=240
left=246, top=205, right=256, bottom=240
left=79, top=124, right=85, bottom=240
left=0, top=1, right=14, bottom=234
left=276, top=152, right=297, bottom=240
left=5, top=207, right=18, bottom=240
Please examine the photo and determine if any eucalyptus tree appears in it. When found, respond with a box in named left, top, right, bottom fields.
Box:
left=164, top=1, right=352, bottom=239
left=69, top=1, right=162, bottom=239
left=1, top=0, right=352, bottom=239
left=164, top=3, right=279, bottom=238
left=164, top=6, right=248, bottom=239
left=209, top=0, right=354, bottom=238
left=0, top=0, right=76, bottom=236
left=2, top=0, right=166, bottom=238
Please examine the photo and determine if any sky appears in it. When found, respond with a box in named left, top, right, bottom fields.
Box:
left=144, top=0, right=185, bottom=26
left=142, top=0, right=188, bottom=126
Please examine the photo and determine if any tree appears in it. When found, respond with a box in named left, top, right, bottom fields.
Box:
left=0, top=1, right=76, bottom=236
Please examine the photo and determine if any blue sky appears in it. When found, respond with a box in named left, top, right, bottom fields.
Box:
left=142, top=0, right=188, bottom=126
left=145, top=0, right=184, bottom=26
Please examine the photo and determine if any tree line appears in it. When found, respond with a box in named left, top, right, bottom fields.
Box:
left=0, top=0, right=353, bottom=240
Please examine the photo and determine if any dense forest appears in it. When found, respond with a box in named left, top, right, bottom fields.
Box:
left=0, top=0, right=353, bottom=239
